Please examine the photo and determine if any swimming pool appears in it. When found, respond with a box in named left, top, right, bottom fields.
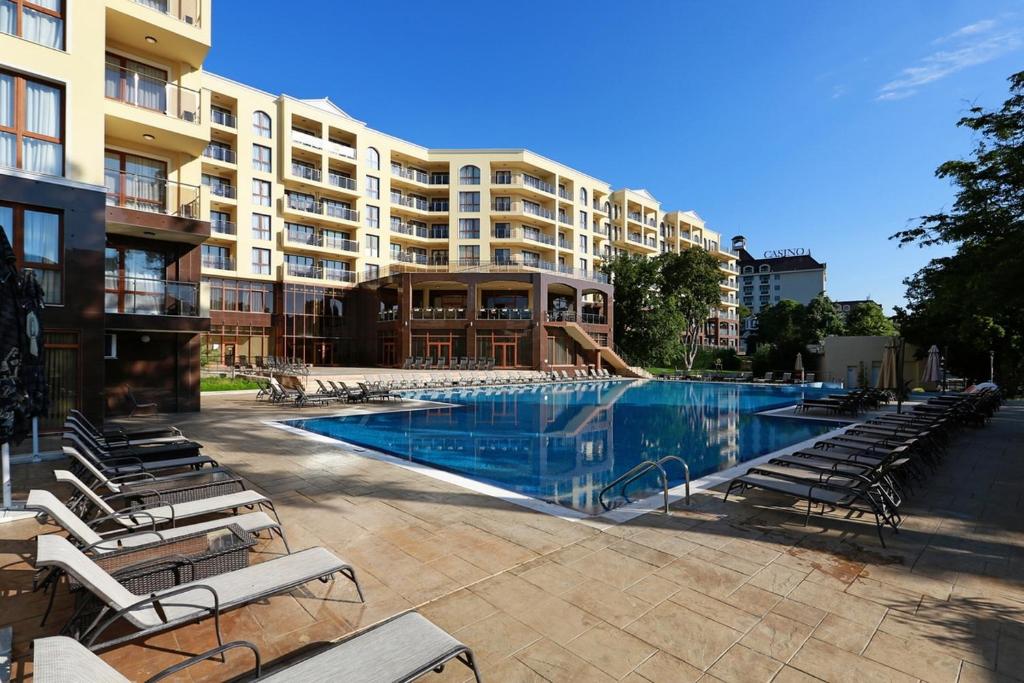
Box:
left=285, top=381, right=844, bottom=514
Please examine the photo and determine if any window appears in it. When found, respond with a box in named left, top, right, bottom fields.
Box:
left=251, top=247, right=271, bottom=275
left=105, top=53, right=168, bottom=113
left=458, top=218, right=480, bottom=239
left=366, top=175, right=379, bottom=199
left=0, top=69, right=63, bottom=175
left=0, top=202, right=62, bottom=304
left=430, top=224, right=449, bottom=239
left=366, top=205, right=379, bottom=229
left=364, top=234, right=379, bottom=258
left=494, top=248, right=511, bottom=264
left=1, top=0, right=64, bottom=49
left=252, top=110, right=271, bottom=137
left=252, top=179, right=271, bottom=206
left=493, top=196, right=511, bottom=211
left=104, top=333, right=117, bottom=359
left=252, top=144, right=271, bottom=172
left=759, top=265, right=770, bottom=272
left=579, top=187, right=587, bottom=205
left=364, top=263, right=379, bottom=280
left=458, top=245, right=480, bottom=265
left=459, top=191, right=480, bottom=212
left=578, top=234, right=588, bottom=251
left=459, top=165, right=480, bottom=185
left=579, top=258, right=587, bottom=271
left=494, top=222, right=511, bottom=238
left=493, top=170, right=511, bottom=184
left=743, top=266, right=753, bottom=274
left=251, top=213, right=271, bottom=240
left=104, top=150, right=167, bottom=213
left=579, top=211, right=587, bottom=229
left=366, top=147, right=380, bottom=170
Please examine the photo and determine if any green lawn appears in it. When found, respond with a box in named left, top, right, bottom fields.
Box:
left=200, top=376, right=263, bottom=392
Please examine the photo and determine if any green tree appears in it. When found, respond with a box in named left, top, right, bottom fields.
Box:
left=601, top=254, right=682, bottom=366
left=892, top=70, right=1024, bottom=390
left=658, top=249, right=723, bottom=370
left=804, top=294, right=846, bottom=342
left=845, top=302, right=896, bottom=336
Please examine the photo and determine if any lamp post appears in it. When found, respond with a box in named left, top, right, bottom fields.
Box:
left=989, top=350, right=995, bottom=383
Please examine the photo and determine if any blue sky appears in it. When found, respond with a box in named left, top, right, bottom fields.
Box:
left=206, top=1, right=1024, bottom=313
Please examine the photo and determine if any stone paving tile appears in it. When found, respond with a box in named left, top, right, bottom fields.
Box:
left=788, top=637, right=917, bottom=683
left=625, top=601, right=742, bottom=670
left=452, top=611, right=542, bottom=666
left=862, top=629, right=963, bottom=682
left=561, top=579, right=656, bottom=629
left=656, top=554, right=750, bottom=599
left=566, top=622, right=658, bottom=679
left=634, top=650, right=704, bottom=683
left=723, top=583, right=782, bottom=617
left=515, top=638, right=617, bottom=682
left=667, top=586, right=761, bottom=632
left=810, top=612, right=875, bottom=654
left=739, top=612, right=814, bottom=661
left=706, top=643, right=784, bottom=683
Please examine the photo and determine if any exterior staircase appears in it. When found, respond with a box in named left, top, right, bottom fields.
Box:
left=561, top=322, right=653, bottom=379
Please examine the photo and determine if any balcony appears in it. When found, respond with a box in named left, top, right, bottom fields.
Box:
left=283, top=230, right=358, bottom=254
left=324, top=267, right=356, bottom=283
left=545, top=310, right=607, bottom=325
left=627, top=212, right=643, bottom=223
left=558, top=188, right=572, bottom=201
left=202, top=256, right=235, bottom=271
left=105, top=171, right=208, bottom=243
left=645, top=237, right=658, bottom=249
left=479, top=308, right=532, bottom=320
left=390, top=251, right=429, bottom=265
left=104, top=277, right=201, bottom=317
left=203, top=145, right=236, bottom=164
left=391, top=222, right=430, bottom=239
left=491, top=173, right=555, bottom=196
left=558, top=213, right=573, bottom=226
left=211, top=109, right=235, bottom=128
left=376, top=259, right=610, bottom=284
left=290, top=130, right=358, bottom=161
left=328, top=172, right=357, bottom=192
left=282, top=195, right=358, bottom=224
left=210, top=220, right=236, bottom=236
left=490, top=200, right=555, bottom=223
left=592, top=200, right=607, bottom=213
left=392, top=166, right=430, bottom=185
left=104, top=59, right=207, bottom=154
left=593, top=224, right=610, bottom=237
left=390, top=193, right=430, bottom=212
left=106, top=1, right=210, bottom=68
left=558, top=239, right=571, bottom=250
left=411, top=307, right=467, bottom=320
left=291, top=163, right=321, bottom=182
left=207, top=182, right=236, bottom=200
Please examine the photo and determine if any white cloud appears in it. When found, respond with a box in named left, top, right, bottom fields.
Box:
left=831, top=84, right=847, bottom=99
left=877, top=19, right=1021, bottom=101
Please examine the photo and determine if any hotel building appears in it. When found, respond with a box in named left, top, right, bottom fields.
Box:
left=0, top=0, right=738, bottom=423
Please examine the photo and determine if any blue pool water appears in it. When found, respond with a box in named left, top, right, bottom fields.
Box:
left=285, top=381, right=844, bottom=514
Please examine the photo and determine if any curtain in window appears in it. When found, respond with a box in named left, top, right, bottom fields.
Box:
left=22, top=4, right=63, bottom=50
left=22, top=210, right=58, bottom=264
left=0, top=1, right=15, bottom=36
left=123, top=60, right=167, bottom=111
left=124, top=155, right=165, bottom=211
left=0, top=74, right=14, bottom=169
left=23, top=81, right=61, bottom=175
left=136, top=0, right=169, bottom=10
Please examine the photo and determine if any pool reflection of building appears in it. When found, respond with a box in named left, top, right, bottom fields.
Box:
left=395, top=381, right=743, bottom=511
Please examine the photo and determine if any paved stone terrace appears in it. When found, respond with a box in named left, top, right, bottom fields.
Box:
left=2, top=392, right=1022, bottom=682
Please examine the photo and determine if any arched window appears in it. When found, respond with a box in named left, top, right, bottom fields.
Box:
left=759, top=265, right=770, bottom=273
left=459, top=165, right=480, bottom=185
left=579, top=188, right=587, bottom=205
left=604, top=201, right=611, bottom=215
left=743, top=266, right=754, bottom=274
left=252, top=111, right=271, bottom=137
left=366, top=147, right=380, bottom=170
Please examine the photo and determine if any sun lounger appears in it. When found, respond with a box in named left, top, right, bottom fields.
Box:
left=55, top=470, right=281, bottom=530
left=64, top=422, right=203, bottom=461
left=33, top=610, right=480, bottom=682
left=34, top=534, right=360, bottom=651
left=68, top=410, right=182, bottom=445
left=63, top=433, right=218, bottom=478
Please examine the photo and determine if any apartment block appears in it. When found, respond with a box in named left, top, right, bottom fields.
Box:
left=0, top=0, right=737, bottom=422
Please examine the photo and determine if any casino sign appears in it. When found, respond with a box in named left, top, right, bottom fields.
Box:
left=763, top=248, right=808, bottom=258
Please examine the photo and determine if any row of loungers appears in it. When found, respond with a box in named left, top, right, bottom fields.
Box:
left=796, top=387, right=892, bottom=415
left=725, top=389, right=1002, bottom=546
left=25, top=410, right=483, bottom=681
left=402, top=356, right=495, bottom=370
left=376, top=367, right=616, bottom=391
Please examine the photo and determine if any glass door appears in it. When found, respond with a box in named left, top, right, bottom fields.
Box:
left=494, top=341, right=516, bottom=368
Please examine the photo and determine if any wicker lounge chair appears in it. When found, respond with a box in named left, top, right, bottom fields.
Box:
left=33, top=534, right=360, bottom=651
left=62, top=432, right=218, bottom=477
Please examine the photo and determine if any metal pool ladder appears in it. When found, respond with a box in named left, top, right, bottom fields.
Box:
left=598, top=455, right=690, bottom=513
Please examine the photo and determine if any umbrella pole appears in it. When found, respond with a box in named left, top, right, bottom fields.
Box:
left=2, top=442, right=9, bottom=510
left=31, top=418, right=39, bottom=463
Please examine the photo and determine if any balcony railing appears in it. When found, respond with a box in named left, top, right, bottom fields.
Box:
left=593, top=224, right=610, bottom=236
left=390, top=193, right=430, bottom=211
left=392, top=167, right=430, bottom=184
left=490, top=200, right=554, bottom=221
left=131, top=0, right=202, bottom=27
left=105, top=60, right=201, bottom=123
left=203, top=145, right=236, bottom=163
left=391, top=222, right=430, bottom=238
left=627, top=233, right=643, bottom=244
left=545, top=310, right=607, bottom=325
left=207, top=182, right=236, bottom=199
left=371, top=259, right=609, bottom=284
left=479, top=308, right=532, bottom=320
left=105, top=171, right=200, bottom=218
left=627, top=212, right=643, bottom=223
left=285, top=262, right=320, bottom=279
left=491, top=173, right=555, bottom=194
left=105, top=277, right=200, bottom=317
left=290, top=130, right=358, bottom=160
left=558, top=240, right=571, bottom=250
left=202, top=256, right=235, bottom=270
left=291, top=163, right=321, bottom=182
left=283, top=195, right=358, bottom=222
left=558, top=213, right=573, bottom=226
left=411, top=307, right=467, bottom=320
left=210, top=109, right=236, bottom=127
left=210, top=220, right=236, bottom=235
left=558, top=188, right=572, bottom=201
left=645, top=237, right=657, bottom=248
left=390, top=251, right=429, bottom=265
left=592, top=200, right=607, bottom=212
left=328, top=172, right=357, bottom=191
left=284, top=230, right=359, bottom=253
left=324, top=267, right=356, bottom=283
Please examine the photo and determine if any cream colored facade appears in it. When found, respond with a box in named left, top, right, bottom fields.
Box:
left=199, top=74, right=739, bottom=343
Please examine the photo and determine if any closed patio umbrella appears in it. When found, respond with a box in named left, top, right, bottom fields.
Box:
left=876, top=341, right=897, bottom=391
left=921, top=345, right=941, bottom=387
left=794, top=352, right=804, bottom=381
